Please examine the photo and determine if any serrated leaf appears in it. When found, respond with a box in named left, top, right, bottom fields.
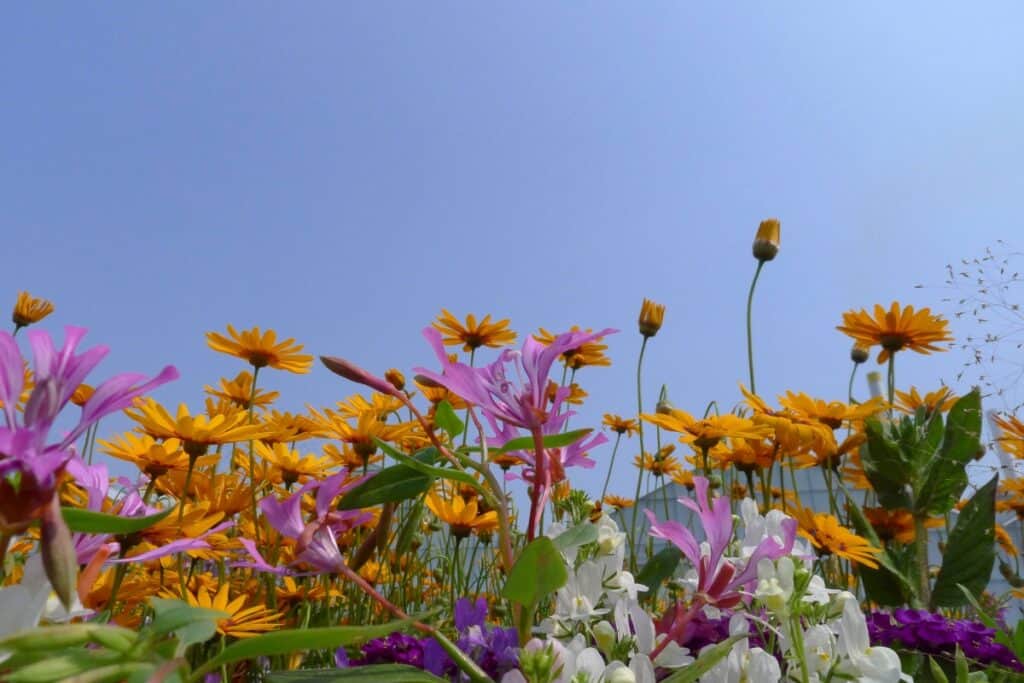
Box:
left=660, top=635, right=745, bottom=683
left=551, top=522, right=598, bottom=553
left=268, top=665, right=446, bottom=682
left=502, top=536, right=568, bottom=607
left=434, top=400, right=464, bottom=438
left=931, top=475, right=997, bottom=608
left=916, top=390, right=982, bottom=515
left=192, top=620, right=417, bottom=679
left=61, top=506, right=173, bottom=535
left=861, top=420, right=913, bottom=509
left=497, top=428, right=592, bottom=454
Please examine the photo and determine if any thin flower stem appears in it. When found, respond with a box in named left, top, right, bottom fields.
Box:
left=628, top=337, right=649, bottom=570
left=600, top=433, right=623, bottom=500
left=247, top=366, right=262, bottom=545
left=887, top=354, right=896, bottom=417
left=527, top=428, right=548, bottom=541
left=847, top=363, right=859, bottom=404
left=746, top=260, right=766, bottom=394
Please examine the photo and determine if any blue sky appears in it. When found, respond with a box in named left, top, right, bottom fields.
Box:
left=4, top=4, right=1023, bottom=496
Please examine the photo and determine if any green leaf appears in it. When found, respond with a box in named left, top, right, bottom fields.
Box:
left=192, top=620, right=417, bottom=680
left=861, top=420, right=913, bottom=509
left=916, top=390, right=982, bottom=515
left=931, top=475, right=998, bottom=608
left=434, top=400, right=465, bottom=439
left=338, top=464, right=433, bottom=510
left=501, top=536, right=568, bottom=607
left=660, top=635, right=745, bottom=683
left=148, top=599, right=228, bottom=636
left=376, top=442, right=485, bottom=493
left=635, top=546, right=682, bottom=604
left=497, top=428, right=592, bottom=454
left=929, top=657, right=951, bottom=683
left=394, top=495, right=426, bottom=556
left=841, top=482, right=915, bottom=605
left=268, top=666, right=446, bottom=682
left=5, top=648, right=124, bottom=682
left=61, top=506, right=173, bottom=535
left=551, top=522, right=599, bottom=553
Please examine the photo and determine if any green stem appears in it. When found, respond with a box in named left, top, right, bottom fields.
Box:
left=247, top=365, right=262, bottom=545
left=914, top=513, right=931, bottom=607
left=746, top=260, right=766, bottom=394
left=847, top=363, right=859, bottom=404
left=887, top=354, right=896, bottom=417
left=600, top=433, right=623, bottom=501
left=629, top=337, right=650, bottom=571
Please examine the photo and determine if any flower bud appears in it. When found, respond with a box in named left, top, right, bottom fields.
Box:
left=752, top=219, right=781, bottom=262
left=606, top=664, right=638, bottom=683
left=384, top=368, right=406, bottom=392
left=593, top=620, right=617, bottom=657
left=850, top=343, right=870, bottom=364
left=321, top=356, right=403, bottom=398
left=40, top=494, right=78, bottom=611
left=637, top=298, right=666, bottom=338
left=656, top=385, right=674, bottom=415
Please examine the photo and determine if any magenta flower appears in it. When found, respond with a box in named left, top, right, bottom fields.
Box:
left=0, top=326, right=177, bottom=532
left=645, top=476, right=795, bottom=610
left=414, top=326, right=616, bottom=431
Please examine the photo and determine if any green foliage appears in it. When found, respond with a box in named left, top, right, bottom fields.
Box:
left=660, top=635, right=745, bottom=683
left=635, top=546, right=682, bottom=606
left=931, top=476, right=998, bottom=608
left=268, top=666, right=447, bottom=682
left=434, top=400, right=465, bottom=439
left=502, top=536, right=568, bottom=608
left=496, top=428, right=593, bottom=454
left=0, top=599, right=224, bottom=683
left=337, top=461, right=433, bottom=509
left=551, top=521, right=599, bottom=554
left=61, top=506, right=173, bottom=534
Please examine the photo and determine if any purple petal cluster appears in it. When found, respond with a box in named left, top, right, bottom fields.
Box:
left=868, top=609, right=1022, bottom=671
left=336, top=598, right=518, bottom=681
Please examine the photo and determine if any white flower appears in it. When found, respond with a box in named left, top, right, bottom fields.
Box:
left=834, top=593, right=906, bottom=683
left=556, top=561, right=609, bottom=622
left=755, top=556, right=794, bottom=614
left=700, top=614, right=781, bottom=683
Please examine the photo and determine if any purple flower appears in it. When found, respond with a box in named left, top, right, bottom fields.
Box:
left=869, top=609, right=1022, bottom=672
left=414, top=326, right=616, bottom=432
left=646, top=476, right=795, bottom=610
left=0, top=327, right=176, bottom=531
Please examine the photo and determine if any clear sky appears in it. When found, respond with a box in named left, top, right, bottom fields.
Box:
left=4, top=3, right=1023, bottom=496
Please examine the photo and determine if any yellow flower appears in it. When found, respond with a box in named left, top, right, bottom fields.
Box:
left=893, top=386, right=957, bottom=416
left=425, top=485, right=498, bottom=539
left=602, top=495, right=634, bottom=509
left=642, top=409, right=772, bottom=451
left=862, top=507, right=941, bottom=545
left=206, top=325, right=313, bottom=373
left=638, top=298, right=666, bottom=338
left=70, top=383, right=95, bottom=407
left=752, top=218, right=780, bottom=261
left=324, top=443, right=382, bottom=470
left=789, top=506, right=882, bottom=568
left=259, top=410, right=320, bottom=444
left=777, top=391, right=884, bottom=430
left=334, top=392, right=404, bottom=421
left=432, top=310, right=517, bottom=352
left=126, top=398, right=268, bottom=456
left=603, top=414, right=638, bottom=437
left=534, top=327, right=612, bottom=370
left=633, top=449, right=683, bottom=478
left=12, top=291, right=54, bottom=328
left=995, top=523, right=1019, bottom=557
left=384, top=368, right=406, bottom=392
left=171, top=583, right=282, bottom=638
left=670, top=469, right=695, bottom=490
left=713, top=439, right=776, bottom=474
left=99, top=434, right=217, bottom=479
left=836, top=302, right=953, bottom=363
left=993, top=413, right=1024, bottom=460
left=205, top=371, right=279, bottom=410
left=546, top=380, right=587, bottom=406
left=309, top=407, right=413, bottom=463
left=254, top=441, right=332, bottom=486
